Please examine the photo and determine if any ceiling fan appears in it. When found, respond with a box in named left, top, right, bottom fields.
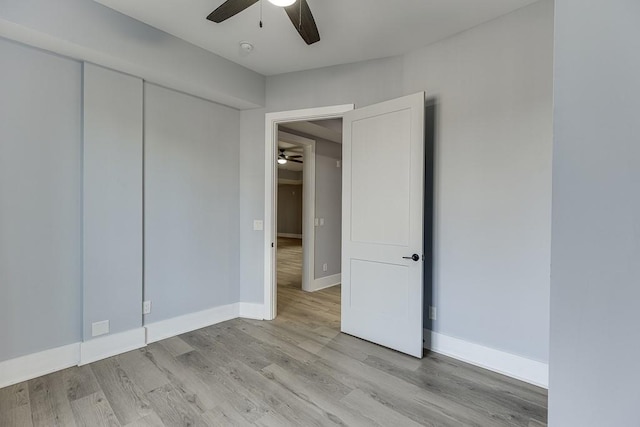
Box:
left=207, top=0, right=320, bottom=45
left=278, top=148, right=303, bottom=164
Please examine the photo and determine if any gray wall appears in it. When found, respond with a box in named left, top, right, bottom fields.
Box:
left=277, top=184, right=303, bottom=236
left=278, top=169, right=302, bottom=182
left=0, top=0, right=264, bottom=109
left=315, top=140, right=342, bottom=279
left=403, top=0, right=554, bottom=363
left=0, top=39, right=82, bottom=361
left=144, top=83, right=240, bottom=323
left=239, top=108, right=267, bottom=305
left=83, top=63, right=143, bottom=340
left=239, top=0, right=553, bottom=364
left=267, top=56, right=404, bottom=112
left=549, top=0, right=640, bottom=424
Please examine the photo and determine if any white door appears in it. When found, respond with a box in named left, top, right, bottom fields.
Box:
left=341, top=92, right=425, bottom=358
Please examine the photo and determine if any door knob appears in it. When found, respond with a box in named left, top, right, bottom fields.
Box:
left=403, top=254, right=420, bottom=262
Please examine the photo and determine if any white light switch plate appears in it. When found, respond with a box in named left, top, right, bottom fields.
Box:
left=253, top=220, right=263, bottom=231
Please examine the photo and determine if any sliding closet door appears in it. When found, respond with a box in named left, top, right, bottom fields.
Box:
left=144, top=84, right=240, bottom=331
left=82, top=63, right=143, bottom=351
left=0, top=39, right=82, bottom=362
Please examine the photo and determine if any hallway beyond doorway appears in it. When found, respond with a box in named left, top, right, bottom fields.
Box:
left=276, top=237, right=340, bottom=330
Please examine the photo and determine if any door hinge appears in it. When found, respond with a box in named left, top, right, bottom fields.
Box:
left=272, top=242, right=274, bottom=248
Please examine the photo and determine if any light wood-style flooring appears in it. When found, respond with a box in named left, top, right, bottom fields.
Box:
left=0, top=237, right=547, bottom=426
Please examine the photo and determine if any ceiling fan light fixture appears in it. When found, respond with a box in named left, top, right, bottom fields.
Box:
left=277, top=158, right=287, bottom=165
left=268, top=0, right=296, bottom=7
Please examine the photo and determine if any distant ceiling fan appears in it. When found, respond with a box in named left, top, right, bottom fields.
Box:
left=207, top=0, right=320, bottom=45
left=278, top=148, right=303, bottom=164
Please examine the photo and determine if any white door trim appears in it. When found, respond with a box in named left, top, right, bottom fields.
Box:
left=264, top=104, right=354, bottom=320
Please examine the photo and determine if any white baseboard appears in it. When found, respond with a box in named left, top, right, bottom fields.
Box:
left=424, top=329, right=548, bottom=389
left=79, top=327, right=146, bottom=366
left=277, top=233, right=302, bottom=239
left=307, top=273, right=341, bottom=292
left=239, top=303, right=265, bottom=320
left=0, top=343, right=80, bottom=388
left=145, top=303, right=239, bottom=344
left=0, top=302, right=254, bottom=388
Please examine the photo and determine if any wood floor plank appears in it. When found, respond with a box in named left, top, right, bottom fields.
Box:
left=175, top=350, right=271, bottom=423
left=220, top=359, right=343, bottom=426
left=0, top=404, right=33, bottom=427
left=90, top=357, right=154, bottom=425
left=116, top=349, right=171, bottom=394
left=316, top=326, right=424, bottom=372
left=341, top=388, right=425, bottom=427
left=419, top=352, right=547, bottom=409
left=185, top=330, right=339, bottom=426
left=194, top=325, right=274, bottom=372
left=363, top=354, right=543, bottom=427
left=160, top=337, right=194, bottom=358
left=145, top=384, right=208, bottom=427
left=122, top=412, right=164, bottom=427
left=310, top=342, right=486, bottom=426
left=28, top=371, right=77, bottom=427
left=202, top=402, right=255, bottom=427
left=234, top=320, right=318, bottom=364
left=254, top=401, right=325, bottom=427
left=142, top=344, right=218, bottom=412
left=0, top=382, right=29, bottom=413
left=63, top=366, right=102, bottom=402
left=222, top=324, right=354, bottom=400
left=262, top=362, right=387, bottom=426
left=69, top=391, right=121, bottom=427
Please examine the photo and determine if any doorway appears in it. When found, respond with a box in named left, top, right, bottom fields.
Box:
left=275, top=118, right=345, bottom=323
left=264, top=104, right=353, bottom=321
left=265, top=93, right=427, bottom=359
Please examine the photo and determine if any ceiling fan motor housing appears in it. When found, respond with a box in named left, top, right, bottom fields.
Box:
left=207, top=0, right=320, bottom=45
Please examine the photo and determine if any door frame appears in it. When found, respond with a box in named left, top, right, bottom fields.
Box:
left=264, top=104, right=354, bottom=320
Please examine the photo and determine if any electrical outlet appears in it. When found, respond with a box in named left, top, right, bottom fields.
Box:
left=323, top=263, right=328, bottom=272
left=253, top=220, right=263, bottom=231
left=319, top=218, right=325, bottom=226
left=143, top=300, right=152, bottom=315
left=429, top=306, right=437, bottom=320
left=92, top=320, right=109, bottom=337
left=336, top=160, right=341, bottom=168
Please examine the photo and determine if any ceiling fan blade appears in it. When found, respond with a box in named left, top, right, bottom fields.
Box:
left=207, top=0, right=258, bottom=23
left=284, top=0, right=320, bottom=45
left=287, top=154, right=303, bottom=158
left=289, top=159, right=304, bottom=164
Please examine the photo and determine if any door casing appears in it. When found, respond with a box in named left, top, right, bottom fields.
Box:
left=264, top=104, right=354, bottom=320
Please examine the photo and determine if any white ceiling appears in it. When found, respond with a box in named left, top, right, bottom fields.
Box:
left=281, top=119, right=342, bottom=143
left=93, top=0, right=540, bottom=76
